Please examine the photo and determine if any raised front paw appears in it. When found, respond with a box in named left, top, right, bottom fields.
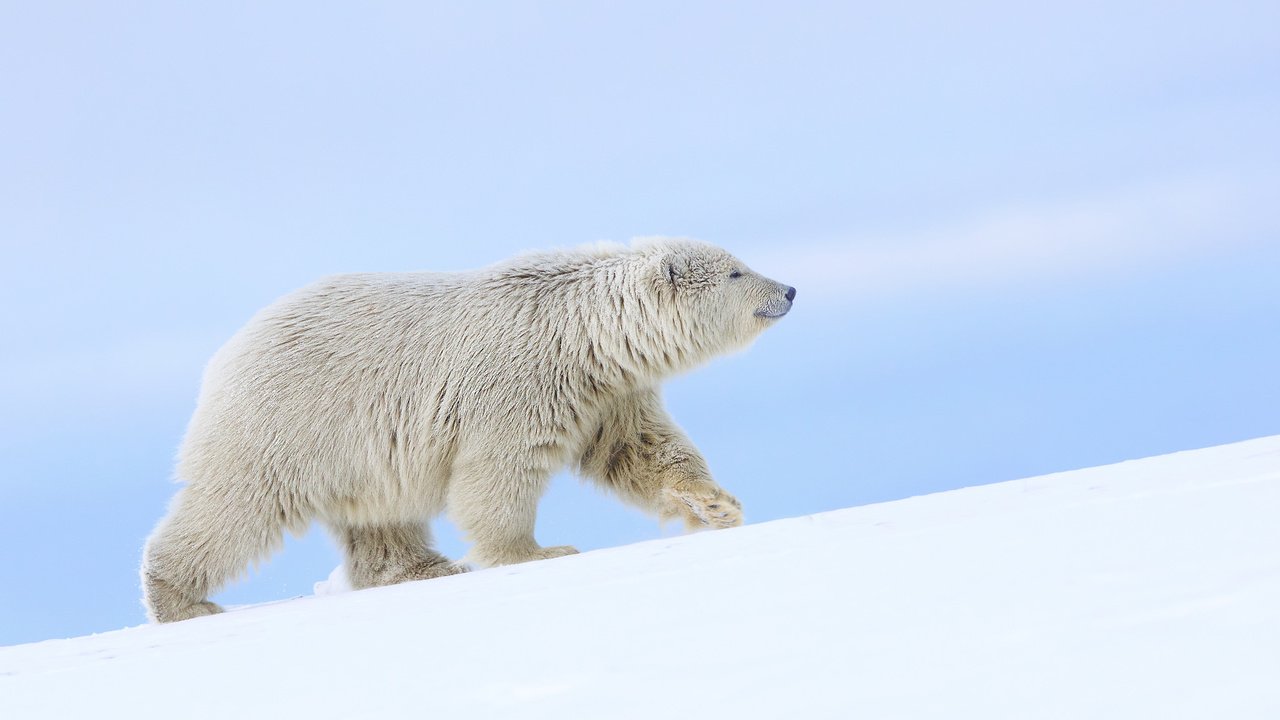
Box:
left=661, top=483, right=743, bottom=530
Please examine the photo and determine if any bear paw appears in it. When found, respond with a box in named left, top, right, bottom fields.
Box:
left=152, top=599, right=224, bottom=624
left=466, top=544, right=579, bottom=567
left=530, top=545, right=580, bottom=561
left=661, top=484, right=743, bottom=530
left=393, top=559, right=469, bottom=584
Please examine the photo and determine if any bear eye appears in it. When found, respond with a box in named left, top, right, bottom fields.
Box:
left=729, top=270, right=742, bottom=279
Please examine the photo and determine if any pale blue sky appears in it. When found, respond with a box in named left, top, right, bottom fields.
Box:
left=2, top=1, right=1277, bottom=645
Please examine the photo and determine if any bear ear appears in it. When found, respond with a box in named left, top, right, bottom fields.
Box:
left=663, top=253, right=689, bottom=288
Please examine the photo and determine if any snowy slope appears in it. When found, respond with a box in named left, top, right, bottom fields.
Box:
left=3, top=436, right=1279, bottom=719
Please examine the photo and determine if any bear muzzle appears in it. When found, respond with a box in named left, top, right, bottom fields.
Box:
left=754, top=285, right=796, bottom=319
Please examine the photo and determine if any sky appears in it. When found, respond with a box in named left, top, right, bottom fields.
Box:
left=1, top=1, right=1277, bottom=646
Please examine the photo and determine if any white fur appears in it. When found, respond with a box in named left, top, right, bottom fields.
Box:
left=141, top=238, right=793, bottom=622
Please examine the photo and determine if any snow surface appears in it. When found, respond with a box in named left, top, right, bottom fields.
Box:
left=3, top=436, right=1279, bottom=719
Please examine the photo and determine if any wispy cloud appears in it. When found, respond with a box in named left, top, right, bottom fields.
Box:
left=746, top=174, right=1273, bottom=302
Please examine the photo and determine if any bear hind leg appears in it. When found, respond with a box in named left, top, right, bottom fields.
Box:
left=332, top=521, right=466, bottom=589
left=141, top=484, right=292, bottom=623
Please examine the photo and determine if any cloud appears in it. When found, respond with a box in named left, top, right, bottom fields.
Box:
left=745, top=174, right=1273, bottom=302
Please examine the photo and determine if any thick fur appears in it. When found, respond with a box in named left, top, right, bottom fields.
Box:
left=141, top=238, right=794, bottom=623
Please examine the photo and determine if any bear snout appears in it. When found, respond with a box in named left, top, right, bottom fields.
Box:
left=754, top=284, right=796, bottom=319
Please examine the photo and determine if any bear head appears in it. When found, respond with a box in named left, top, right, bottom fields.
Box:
left=630, top=237, right=795, bottom=373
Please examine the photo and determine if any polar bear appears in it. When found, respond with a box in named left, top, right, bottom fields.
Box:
left=141, top=238, right=795, bottom=623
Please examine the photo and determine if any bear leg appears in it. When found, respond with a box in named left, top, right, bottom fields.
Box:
left=141, top=484, right=290, bottom=623
left=449, top=465, right=578, bottom=567
left=578, top=388, right=744, bottom=530
left=331, top=521, right=466, bottom=589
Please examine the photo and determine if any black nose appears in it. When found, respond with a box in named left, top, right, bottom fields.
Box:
left=785, top=286, right=796, bottom=302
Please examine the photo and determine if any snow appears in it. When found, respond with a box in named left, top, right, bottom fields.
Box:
left=3, top=436, right=1279, bottom=719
